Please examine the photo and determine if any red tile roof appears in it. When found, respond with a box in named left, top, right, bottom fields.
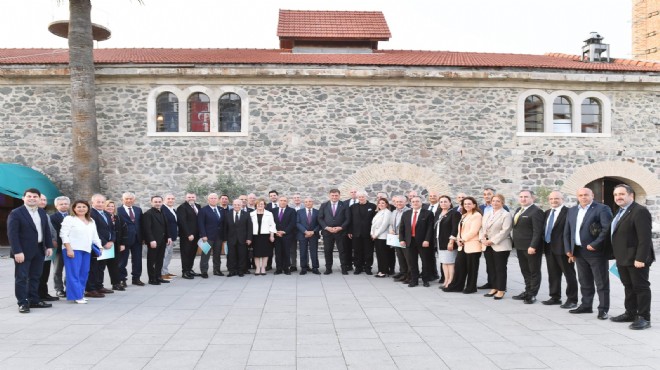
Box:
left=1, top=48, right=659, bottom=72
left=277, top=10, right=391, bottom=40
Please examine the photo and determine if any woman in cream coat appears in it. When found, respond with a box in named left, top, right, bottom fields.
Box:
left=250, top=199, right=277, bottom=275
left=479, top=194, right=513, bottom=300
left=456, top=197, right=483, bottom=294
left=370, top=199, right=392, bottom=278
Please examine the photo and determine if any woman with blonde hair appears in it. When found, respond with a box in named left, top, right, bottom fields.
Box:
left=250, top=198, right=276, bottom=275
left=480, top=194, right=513, bottom=300
left=456, top=197, right=483, bottom=294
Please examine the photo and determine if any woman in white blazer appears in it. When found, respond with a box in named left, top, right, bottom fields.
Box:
left=60, top=200, right=103, bottom=304
left=371, top=199, right=393, bottom=277
left=479, top=194, right=513, bottom=300
left=250, top=199, right=277, bottom=275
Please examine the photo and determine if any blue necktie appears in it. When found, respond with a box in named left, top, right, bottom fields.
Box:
left=544, top=209, right=554, bottom=243
left=213, top=208, right=220, bottom=219
left=611, top=208, right=624, bottom=235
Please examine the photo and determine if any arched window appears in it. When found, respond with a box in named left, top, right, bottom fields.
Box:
left=187, top=93, right=210, bottom=132
left=219, top=93, right=241, bottom=132
left=552, top=96, right=572, bottom=133
left=524, top=95, right=544, bottom=132
left=156, top=92, right=179, bottom=132
left=581, top=98, right=602, bottom=133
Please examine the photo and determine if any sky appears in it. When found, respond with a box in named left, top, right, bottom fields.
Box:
left=1, top=0, right=634, bottom=58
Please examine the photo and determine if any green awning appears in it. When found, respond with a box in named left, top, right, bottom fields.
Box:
left=0, top=163, right=61, bottom=204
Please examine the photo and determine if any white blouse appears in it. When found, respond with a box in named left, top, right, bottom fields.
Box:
left=371, top=209, right=392, bottom=240
left=60, top=216, right=102, bottom=253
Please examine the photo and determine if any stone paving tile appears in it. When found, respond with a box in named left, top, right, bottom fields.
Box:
left=392, top=354, right=449, bottom=370
left=143, top=350, right=203, bottom=370
left=297, top=357, right=348, bottom=370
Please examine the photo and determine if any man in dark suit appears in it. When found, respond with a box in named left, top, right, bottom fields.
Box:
left=177, top=192, right=201, bottom=279
left=142, top=196, right=171, bottom=285
left=348, top=191, right=376, bottom=275
left=117, top=192, right=144, bottom=286
left=609, top=184, right=654, bottom=330
left=7, top=188, right=54, bottom=313
left=226, top=199, right=253, bottom=276
left=265, top=190, right=278, bottom=270
left=296, top=197, right=321, bottom=275
left=161, top=194, right=179, bottom=281
left=37, top=194, right=58, bottom=302
left=343, top=188, right=359, bottom=271
left=273, top=196, right=296, bottom=275
left=50, top=196, right=70, bottom=298
left=198, top=193, right=226, bottom=278
left=542, top=191, right=578, bottom=308
left=511, top=190, right=545, bottom=304
left=478, top=187, right=509, bottom=290
left=87, top=194, right=119, bottom=298
left=399, top=196, right=434, bottom=287
left=564, top=187, right=613, bottom=319
left=318, top=189, right=351, bottom=275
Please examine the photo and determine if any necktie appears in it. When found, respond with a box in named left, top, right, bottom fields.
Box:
left=99, top=210, right=108, bottom=224
left=430, top=205, right=435, bottom=213
left=278, top=208, right=283, bottom=221
left=514, top=208, right=523, bottom=225
left=213, top=207, right=220, bottom=219
left=307, top=209, right=312, bottom=224
left=611, top=208, right=625, bottom=235
left=235, top=212, right=239, bottom=223
left=545, top=209, right=555, bottom=243
left=332, top=203, right=336, bottom=216
left=412, top=211, right=418, bottom=237
left=61, top=212, right=68, bottom=218
left=191, top=203, right=198, bottom=214
left=128, top=207, right=135, bottom=222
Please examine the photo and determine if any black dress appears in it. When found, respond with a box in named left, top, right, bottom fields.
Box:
left=252, top=213, right=271, bottom=257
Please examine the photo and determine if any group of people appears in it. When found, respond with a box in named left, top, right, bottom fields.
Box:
left=7, top=184, right=654, bottom=330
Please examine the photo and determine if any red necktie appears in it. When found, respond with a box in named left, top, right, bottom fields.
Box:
left=412, top=211, right=418, bottom=237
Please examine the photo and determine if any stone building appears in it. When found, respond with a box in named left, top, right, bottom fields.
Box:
left=0, top=10, right=659, bottom=245
left=633, top=0, right=660, bottom=61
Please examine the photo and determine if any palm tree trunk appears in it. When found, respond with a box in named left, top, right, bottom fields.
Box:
left=68, top=0, right=100, bottom=199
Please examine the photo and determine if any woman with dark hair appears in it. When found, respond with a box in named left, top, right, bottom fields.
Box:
left=105, top=200, right=128, bottom=291
left=250, top=198, right=276, bottom=275
left=456, top=197, right=483, bottom=294
left=434, top=195, right=461, bottom=289
left=479, top=194, right=512, bottom=300
left=60, top=200, right=103, bottom=304
left=371, top=198, right=392, bottom=277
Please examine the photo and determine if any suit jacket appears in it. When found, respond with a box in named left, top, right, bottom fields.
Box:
left=50, top=211, right=67, bottom=249
left=226, top=209, right=253, bottom=245
left=318, top=200, right=350, bottom=233
left=511, top=204, right=545, bottom=251
left=265, top=202, right=278, bottom=213
left=273, top=206, right=296, bottom=241
left=610, top=202, right=654, bottom=266
left=370, top=209, right=392, bottom=240
left=563, top=202, right=613, bottom=255
left=110, top=214, right=129, bottom=246
left=250, top=210, right=277, bottom=235
left=162, top=206, right=178, bottom=241
left=198, top=206, right=226, bottom=242
left=434, top=209, right=461, bottom=250
left=543, top=206, right=568, bottom=255
left=296, top=208, right=320, bottom=240
left=348, top=202, right=376, bottom=237
left=479, top=209, right=512, bottom=252
left=399, top=208, right=434, bottom=247
left=7, top=205, right=53, bottom=258
left=90, top=208, right=115, bottom=245
left=176, top=201, right=200, bottom=239
left=458, top=212, right=483, bottom=254
left=423, top=203, right=441, bottom=218
left=142, top=207, right=169, bottom=246
left=117, top=205, right=142, bottom=245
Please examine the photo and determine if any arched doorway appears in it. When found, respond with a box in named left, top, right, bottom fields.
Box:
left=585, top=176, right=642, bottom=212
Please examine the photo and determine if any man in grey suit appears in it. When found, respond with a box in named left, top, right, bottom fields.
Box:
left=563, top=187, right=613, bottom=320
left=318, top=189, right=351, bottom=275
left=511, top=190, right=545, bottom=304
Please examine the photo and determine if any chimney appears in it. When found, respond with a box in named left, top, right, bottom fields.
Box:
left=582, top=32, right=611, bottom=62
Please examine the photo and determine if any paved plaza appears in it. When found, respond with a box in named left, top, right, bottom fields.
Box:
left=0, top=249, right=659, bottom=370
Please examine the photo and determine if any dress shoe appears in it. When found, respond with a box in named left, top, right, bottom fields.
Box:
left=312, top=268, right=321, bottom=275
left=132, top=279, right=145, bottom=286
left=18, top=304, right=30, bottom=313
left=375, top=273, right=387, bottom=278
left=597, top=310, right=608, bottom=320
left=478, top=283, right=492, bottom=290
left=167, top=273, right=177, bottom=277
left=401, top=279, right=411, bottom=284
left=213, top=271, right=225, bottom=276
left=512, top=292, right=527, bottom=301
left=524, top=296, right=537, bottom=304
left=353, top=269, right=362, bottom=275
left=75, top=299, right=87, bottom=304
left=228, top=272, right=237, bottom=277
left=364, top=270, right=373, bottom=275
left=484, top=291, right=497, bottom=297
left=41, top=294, right=60, bottom=301
left=201, top=273, right=209, bottom=279
left=300, top=269, right=307, bottom=275
left=56, top=290, right=66, bottom=298
left=290, top=266, right=297, bottom=272
left=181, top=273, right=193, bottom=280
left=160, top=275, right=172, bottom=281
left=494, top=292, right=506, bottom=300
left=238, top=273, right=244, bottom=277
left=341, top=270, right=348, bottom=275
left=542, top=298, right=562, bottom=306
left=85, top=291, right=105, bottom=298
left=629, top=316, right=651, bottom=330
left=29, top=301, right=52, bottom=308
left=392, top=273, right=403, bottom=279
left=112, top=284, right=126, bottom=291
left=569, top=306, right=593, bottom=314
left=408, top=281, right=418, bottom=287
left=323, top=269, right=332, bottom=275
left=284, top=270, right=291, bottom=275
left=99, top=287, right=114, bottom=294
left=120, top=280, right=128, bottom=288
left=274, top=270, right=283, bottom=275
left=610, top=312, right=636, bottom=323
left=423, top=281, right=430, bottom=287
left=190, top=271, right=201, bottom=276
left=560, top=301, right=577, bottom=309
left=157, top=278, right=171, bottom=284
left=148, top=280, right=160, bottom=285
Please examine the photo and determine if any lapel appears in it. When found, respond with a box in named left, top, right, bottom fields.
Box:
left=613, top=203, right=634, bottom=234
left=19, top=206, right=38, bottom=232
left=579, top=204, right=595, bottom=231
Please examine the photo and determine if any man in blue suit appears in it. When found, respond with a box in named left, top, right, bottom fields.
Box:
left=273, top=196, right=296, bottom=275
left=564, top=187, right=613, bottom=320
left=88, top=193, right=118, bottom=297
left=296, top=197, right=321, bottom=275
left=318, top=189, right=351, bottom=275
left=7, top=188, right=54, bottom=313
left=198, top=193, right=226, bottom=278
left=117, top=192, right=144, bottom=286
